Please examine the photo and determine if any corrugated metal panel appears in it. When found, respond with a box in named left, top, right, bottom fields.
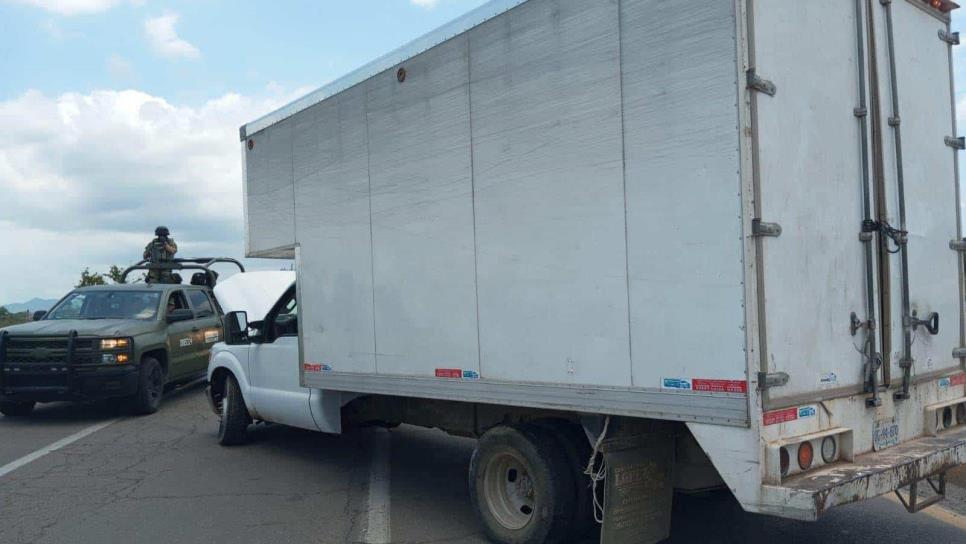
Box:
left=621, top=0, right=745, bottom=388
left=241, top=0, right=533, bottom=140
left=470, top=0, right=631, bottom=386
left=293, top=85, right=376, bottom=374
left=246, top=118, right=296, bottom=255
left=366, top=35, right=479, bottom=376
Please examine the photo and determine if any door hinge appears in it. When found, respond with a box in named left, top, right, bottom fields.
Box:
left=954, top=348, right=966, bottom=359
left=752, top=219, right=782, bottom=238
left=945, top=136, right=965, bottom=150
left=939, top=30, right=960, bottom=46
left=747, top=69, right=777, bottom=97
left=950, top=239, right=966, bottom=252
left=758, top=372, right=789, bottom=390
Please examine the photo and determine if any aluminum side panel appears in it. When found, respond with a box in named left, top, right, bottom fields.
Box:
left=621, top=0, right=746, bottom=388
left=753, top=0, right=869, bottom=400
left=469, top=0, right=630, bottom=386
left=245, top=118, right=296, bottom=256
left=879, top=1, right=960, bottom=378
left=293, top=85, right=377, bottom=374
left=366, top=36, right=480, bottom=376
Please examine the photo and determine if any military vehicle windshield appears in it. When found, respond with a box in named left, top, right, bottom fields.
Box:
left=46, top=291, right=163, bottom=321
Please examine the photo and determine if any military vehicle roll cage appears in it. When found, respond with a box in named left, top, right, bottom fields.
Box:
left=121, top=258, right=246, bottom=286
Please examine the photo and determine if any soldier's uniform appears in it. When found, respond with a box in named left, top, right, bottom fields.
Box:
left=143, top=236, right=178, bottom=284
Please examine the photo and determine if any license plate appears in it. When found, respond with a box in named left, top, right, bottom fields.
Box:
left=873, top=418, right=900, bottom=451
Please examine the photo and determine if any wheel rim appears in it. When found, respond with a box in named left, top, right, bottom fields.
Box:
left=147, top=366, right=163, bottom=404
left=482, top=450, right=535, bottom=530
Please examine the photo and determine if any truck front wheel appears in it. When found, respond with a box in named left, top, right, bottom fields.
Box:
left=130, top=357, right=165, bottom=415
left=0, top=401, right=36, bottom=417
left=217, top=374, right=251, bottom=446
left=469, top=424, right=576, bottom=544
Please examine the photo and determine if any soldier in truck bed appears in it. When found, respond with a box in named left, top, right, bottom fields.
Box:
left=143, top=226, right=178, bottom=284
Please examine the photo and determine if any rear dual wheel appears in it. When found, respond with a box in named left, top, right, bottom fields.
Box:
left=469, top=424, right=579, bottom=544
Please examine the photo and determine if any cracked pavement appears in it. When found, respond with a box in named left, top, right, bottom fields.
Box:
left=1, top=385, right=966, bottom=543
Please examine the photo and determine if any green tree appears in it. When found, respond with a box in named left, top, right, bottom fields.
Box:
left=107, top=265, right=126, bottom=284
left=76, top=268, right=107, bottom=287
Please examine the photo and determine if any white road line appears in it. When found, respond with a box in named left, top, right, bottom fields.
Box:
left=365, top=428, right=392, bottom=544
left=0, top=419, right=119, bottom=480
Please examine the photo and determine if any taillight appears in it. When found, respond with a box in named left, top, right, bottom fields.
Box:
left=780, top=447, right=790, bottom=477
left=797, top=442, right=814, bottom=470
left=957, top=404, right=966, bottom=426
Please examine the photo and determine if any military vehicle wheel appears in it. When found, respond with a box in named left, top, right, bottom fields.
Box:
left=130, top=357, right=165, bottom=415
left=0, top=401, right=36, bottom=417
left=469, top=424, right=576, bottom=544
left=218, top=374, right=251, bottom=446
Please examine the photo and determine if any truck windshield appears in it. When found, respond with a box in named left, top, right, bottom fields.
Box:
left=46, top=291, right=162, bottom=321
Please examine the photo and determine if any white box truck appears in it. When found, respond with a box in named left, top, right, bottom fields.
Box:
left=226, top=0, right=966, bottom=541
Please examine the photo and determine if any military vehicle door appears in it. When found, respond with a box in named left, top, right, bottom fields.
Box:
left=165, top=290, right=196, bottom=380
left=186, top=289, right=222, bottom=374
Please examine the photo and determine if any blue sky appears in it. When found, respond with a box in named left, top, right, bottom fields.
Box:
left=0, top=1, right=489, bottom=104
left=0, top=0, right=964, bottom=304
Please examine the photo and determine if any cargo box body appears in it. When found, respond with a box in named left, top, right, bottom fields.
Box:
left=239, top=0, right=966, bottom=521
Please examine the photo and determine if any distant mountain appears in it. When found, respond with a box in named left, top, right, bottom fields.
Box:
left=1, top=298, right=59, bottom=313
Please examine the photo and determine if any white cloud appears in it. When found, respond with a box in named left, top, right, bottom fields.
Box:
left=145, top=12, right=200, bottom=60
left=410, top=0, right=440, bottom=8
left=13, top=0, right=121, bottom=15
left=0, top=87, right=308, bottom=302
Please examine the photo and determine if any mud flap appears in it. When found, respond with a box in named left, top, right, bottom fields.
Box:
left=600, top=430, right=675, bottom=544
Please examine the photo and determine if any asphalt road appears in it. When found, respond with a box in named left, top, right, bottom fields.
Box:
left=1, top=386, right=965, bottom=544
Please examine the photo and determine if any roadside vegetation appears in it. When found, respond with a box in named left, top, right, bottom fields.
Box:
left=0, top=306, right=30, bottom=328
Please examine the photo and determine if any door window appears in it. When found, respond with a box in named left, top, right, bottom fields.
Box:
left=166, top=291, right=189, bottom=315
left=268, top=290, right=298, bottom=341
left=188, top=290, right=215, bottom=318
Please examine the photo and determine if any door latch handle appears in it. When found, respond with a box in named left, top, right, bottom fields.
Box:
left=908, top=312, right=940, bottom=336
left=191, top=327, right=200, bottom=332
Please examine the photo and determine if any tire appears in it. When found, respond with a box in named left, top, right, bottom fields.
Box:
left=130, top=357, right=165, bottom=415
left=469, top=424, right=576, bottom=544
left=533, top=420, right=597, bottom=536
left=217, top=374, right=251, bottom=446
left=0, top=401, right=35, bottom=417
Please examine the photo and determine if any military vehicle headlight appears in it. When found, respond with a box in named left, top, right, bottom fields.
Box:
left=100, top=338, right=130, bottom=350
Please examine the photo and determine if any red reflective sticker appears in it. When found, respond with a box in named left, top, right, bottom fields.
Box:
left=304, top=363, right=323, bottom=373
left=763, top=407, right=798, bottom=426
left=435, top=368, right=462, bottom=379
left=951, top=373, right=966, bottom=387
left=692, top=379, right=748, bottom=394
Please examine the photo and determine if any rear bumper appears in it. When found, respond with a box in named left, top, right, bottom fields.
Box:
left=0, top=364, right=139, bottom=403
left=763, top=425, right=966, bottom=521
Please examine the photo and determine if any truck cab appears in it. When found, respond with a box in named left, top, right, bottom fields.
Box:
left=206, top=272, right=327, bottom=444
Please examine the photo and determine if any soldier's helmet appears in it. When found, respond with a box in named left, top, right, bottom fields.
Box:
left=155, top=226, right=170, bottom=237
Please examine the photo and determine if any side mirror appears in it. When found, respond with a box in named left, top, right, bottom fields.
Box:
left=225, top=311, right=250, bottom=345
left=32, top=311, right=47, bottom=321
left=166, top=309, right=194, bottom=324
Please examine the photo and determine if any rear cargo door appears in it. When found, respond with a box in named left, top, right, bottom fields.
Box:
left=752, top=0, right=873, bottom=404
left=875, top=0, right=961, bottom=383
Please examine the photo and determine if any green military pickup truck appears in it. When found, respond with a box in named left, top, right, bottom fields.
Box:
left=0, top=283, right=225, bottom=416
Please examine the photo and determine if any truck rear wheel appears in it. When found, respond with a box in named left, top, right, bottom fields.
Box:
left=218, top=374, right=251, bottom=446
left=0, top=401, right=36, bottom=417
left=534, top=420, right=597, bottom=536
left=469, top=424, right=576, bottom=544
left=130, top=357, right=165, bottom=415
